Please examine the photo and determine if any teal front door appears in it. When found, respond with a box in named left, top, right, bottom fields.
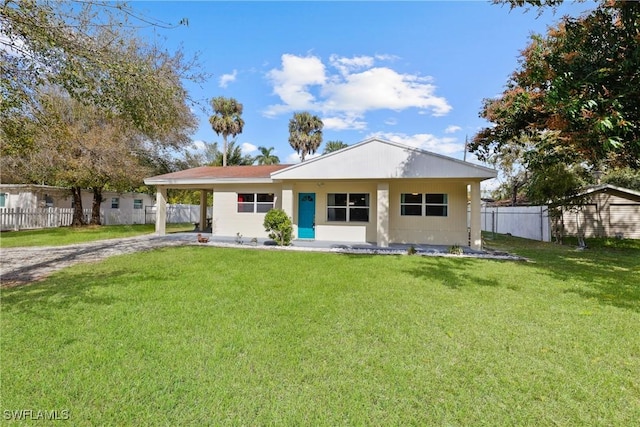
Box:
left=298, top=193, right=316, bottom=239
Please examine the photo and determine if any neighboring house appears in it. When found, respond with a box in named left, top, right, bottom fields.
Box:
left=557, top=184, right=640, bottom=240
left=0, top=184, right=154, bottom=226
left=144, top=138, right=497, bottom=250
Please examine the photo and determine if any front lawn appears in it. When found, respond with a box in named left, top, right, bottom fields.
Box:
left=2, top=236, right=639, bottom=425
left=0, top=223, right=194, bottom=248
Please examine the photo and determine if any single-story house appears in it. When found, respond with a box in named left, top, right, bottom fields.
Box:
left=0, top=184, right=154, bottom=225
left=557, top=184, right=640, bottom=239
left=144, top=138, right=497, bottom=250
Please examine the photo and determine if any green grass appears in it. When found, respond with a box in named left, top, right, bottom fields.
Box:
left=0, top=223, right=194, bottom=248
left=2, top=235, right=639, bottom=425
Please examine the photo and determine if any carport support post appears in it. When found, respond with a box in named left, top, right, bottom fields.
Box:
left=470, top=181, right=481, bottom=250
left=377, top=182, right=389, bottom=247
left=155, top=186, right=167, bottom=236
left=199, top=190, right=208, bottom=232
left=281, top=183, right=294, bottom=237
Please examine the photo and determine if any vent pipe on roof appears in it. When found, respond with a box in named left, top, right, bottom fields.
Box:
left=463, top=135, right=468, bottom=162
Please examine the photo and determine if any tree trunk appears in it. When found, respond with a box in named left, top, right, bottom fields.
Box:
left=90, top=187, right=103, bottom=225
left=511, top=181, right=518, bottom=206
left=223, top=135, right=228, bottom=167
left=71, top=187, right=86, bottom=227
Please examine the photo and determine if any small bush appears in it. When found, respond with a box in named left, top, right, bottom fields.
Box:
left=407, top=245, right=417, bottom=255
left=448, top=244, right=463, bottom=255
left=263, top=209, right=293, bottom=246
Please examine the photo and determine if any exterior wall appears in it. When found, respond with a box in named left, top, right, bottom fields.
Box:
left=101, top=192, right=154, bottom=225
left=291, top=181, right=379, bottom=243
left=55, top=191, right=153, bottom=225
left=561, top=204, right=601, bottom=237
left=0, top=186, right=67, bottom=209
left=283, top=179, right=470, bottom=245
left=198, top=179, right=479, bottom=246
left=212, top=184, right=282, bottom=238
left=3, top=190, right=38, bottom=209
left=562, top=192, right=640, bottom=239
left=609, top=204, right=640, bottom=239
left=388, top=180, right=469, bottom=245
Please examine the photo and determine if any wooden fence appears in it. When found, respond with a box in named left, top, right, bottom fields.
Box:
left=0, top=208, right=92, bottom=231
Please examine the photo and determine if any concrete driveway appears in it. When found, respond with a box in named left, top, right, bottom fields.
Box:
left=0, top=234, right=198, bottom=286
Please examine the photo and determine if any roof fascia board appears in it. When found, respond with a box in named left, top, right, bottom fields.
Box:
left=144, top=178, right=277, bottom=186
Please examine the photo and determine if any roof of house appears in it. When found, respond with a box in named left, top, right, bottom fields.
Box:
left=144, top=138, right=497, bottom=186
left=144, top=164, right=291, bottom=186
left=0, top=184, right=67, bottom=191
left=571, top=184, right=640, bottom=201
left=272, top=138, right=496, bottom=180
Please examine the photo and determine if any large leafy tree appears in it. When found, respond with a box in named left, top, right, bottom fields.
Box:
left=471, top=0, right=640, bottom=203
left=255, top=146, right=280, bottom=165
left=5, top=89, right=153, bottom=225
left=208, top=97, right=245, bottom=167
left=1, top=1, right=197, bottom=147
left=1, top=0, right=198, bottom=225
left=288, top=112, right=323, bottom=162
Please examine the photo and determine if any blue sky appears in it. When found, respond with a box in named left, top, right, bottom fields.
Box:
left=134, top=0, right=597, bottom=170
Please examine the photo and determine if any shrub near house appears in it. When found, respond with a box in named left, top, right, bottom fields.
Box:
left=264, top=209, right=293, bottom=246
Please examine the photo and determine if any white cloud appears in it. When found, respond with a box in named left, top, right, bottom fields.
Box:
left=219, top=70, right=238, bottom=88
left=264, top=54, right=451, bottom=128
left=384, top=117, right=398, bottom=126
left=444, top=125, right=462, bottom=134
left=264, top=54, right=326, bottom=116
left=241, top=142, right=257, bottom=154
left=329, top=54, right=375, bottom=76
left=366, top=131, right=463, bottom=156
left=322, top=114, right=367, bottom=131
left=190, top=139, right=207, bottom=152
left=322, top=67, right=450, bottom=115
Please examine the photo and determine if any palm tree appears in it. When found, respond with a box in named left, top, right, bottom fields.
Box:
left=288, top=112, right=323, bottom=162
left=209, top=97, right=244, bottom=167
left=323, top=140, right=348, bottom=154
left=255, top=146, right=280, bottom=165
left=206, top=140, right=254, bottom=166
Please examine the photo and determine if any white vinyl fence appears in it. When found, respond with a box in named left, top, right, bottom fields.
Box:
left=1, top=204, right=208, bottom=231
left=0, top=208, right=92, bottom=231
left=145, top=204, right=212, bottom=225
left=482, top=205, right=551, bottom=242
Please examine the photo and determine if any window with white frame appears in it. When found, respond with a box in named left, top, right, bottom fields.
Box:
left=400, top=193, right=448, bottom=217
left=237, top=193, right=275, bottom=213
left=327, top=193, right=369, bottom=222
left=111, top=198, right=119, bottom=209
left=0, top=193, right=6, bottom=208
left=133, top=199, right=143, bottom=210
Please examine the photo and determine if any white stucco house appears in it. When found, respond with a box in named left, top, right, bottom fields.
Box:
left=144, top=138, right=497, bottom=250
left=0, top=184, right=154, bottom=225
